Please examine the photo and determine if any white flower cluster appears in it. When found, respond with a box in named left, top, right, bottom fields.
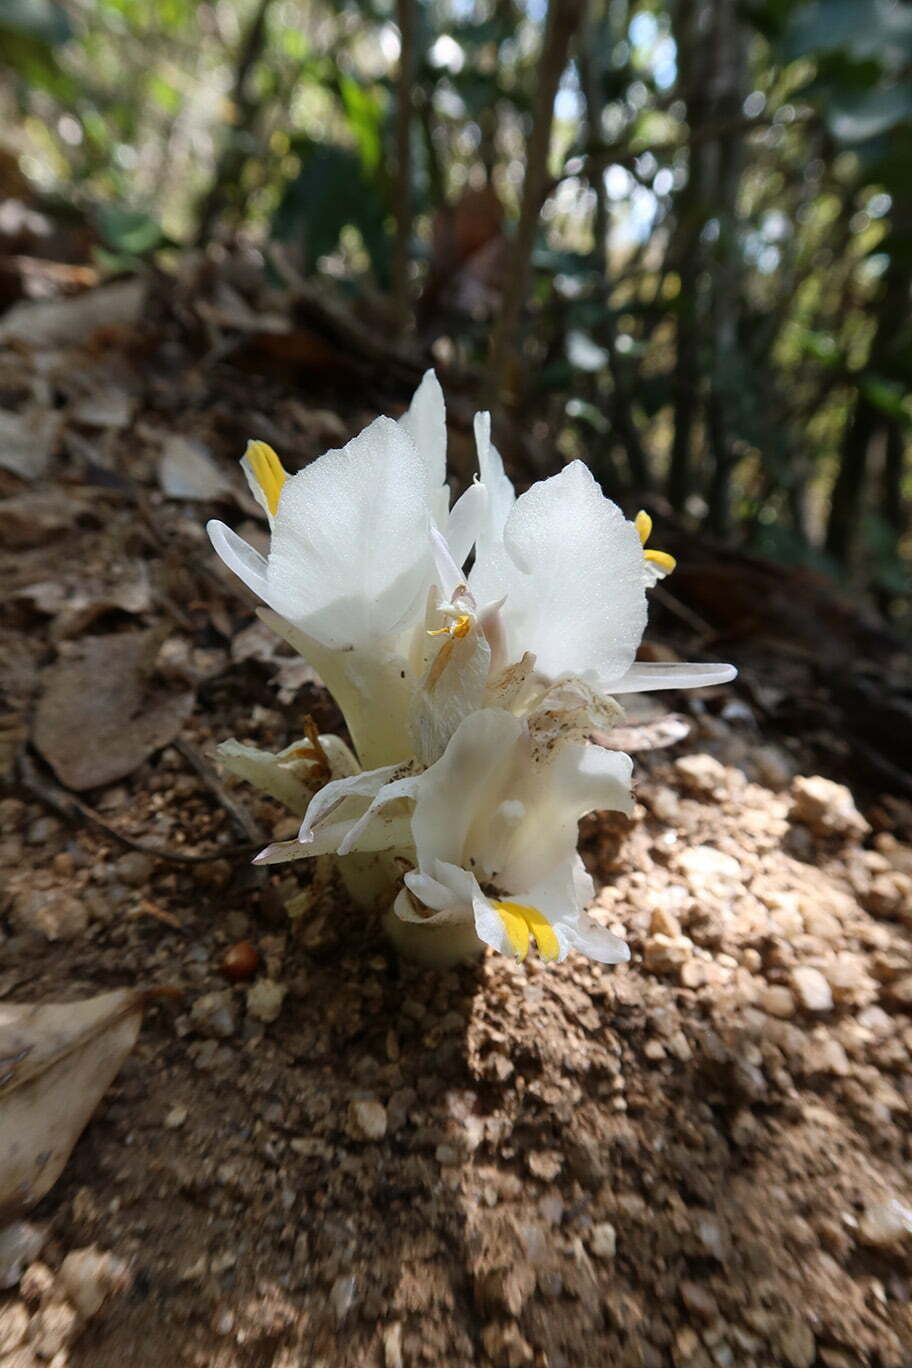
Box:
left=208, top=373, right=735, bottom=967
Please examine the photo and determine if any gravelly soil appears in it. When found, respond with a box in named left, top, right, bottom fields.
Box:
left=1, top=296, right=911, bottom=1368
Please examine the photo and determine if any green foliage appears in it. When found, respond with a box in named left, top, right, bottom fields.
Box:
left=272, top=141, right=391, bottom=284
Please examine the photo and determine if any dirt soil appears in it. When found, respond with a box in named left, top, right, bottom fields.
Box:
left=1, top=276, right=911, bottom=1368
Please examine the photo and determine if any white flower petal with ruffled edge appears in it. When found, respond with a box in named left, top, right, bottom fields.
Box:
left=238, top=416, right=431, bottom=649
left=469, top=460, right=647, bottom=688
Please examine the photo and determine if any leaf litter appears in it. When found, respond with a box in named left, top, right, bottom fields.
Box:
left=0, top=271, right=910, bottom=1367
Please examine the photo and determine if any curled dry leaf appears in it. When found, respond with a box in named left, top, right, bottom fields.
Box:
left=32, top=630, right=195, bottom=790
left=593, top=713, right=692, bottom=753
left=0, top=988, right=171, bottom=1222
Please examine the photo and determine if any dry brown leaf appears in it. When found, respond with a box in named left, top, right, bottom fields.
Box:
left=0, top=279, right=145, bottom=348
left=32, top=630, right=195, bottom=790
left=0, top=407, right=63, bottom=481
left=0, top=988, right=169, bottom=1221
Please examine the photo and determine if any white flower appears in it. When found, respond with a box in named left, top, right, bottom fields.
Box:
left=466, top=420, right=735, bottom=696
left=207, top=370, right=738, bottom=966
left=256, top=706, right=632, bottom=965
left=208, top=372, right=476, bottom=766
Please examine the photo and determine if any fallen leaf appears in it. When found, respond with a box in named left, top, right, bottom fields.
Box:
left=0, top=491, right=87, bottom=550
left=594, top=713, right=692, bottom=753
left=0, top=989, right=170, bottom=1222
left=32, top=630, right=195, bottom=790
left=69, top=387, right=134, bottom=430
left=0, top=279, right=145, bottom=348
left=157, top=435, right=232, bottom=501
left=0, top=407, right=63, bottom=481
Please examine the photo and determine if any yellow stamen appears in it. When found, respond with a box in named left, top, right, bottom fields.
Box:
left=644, top=548, right=677, bottom=572
left=494, top=900, right=560, bottom=963
left=245, top=440, right=287, bottom=517
left=635, top=509, right=676, bottom=574
left=426, top=613, right=472, bottom=640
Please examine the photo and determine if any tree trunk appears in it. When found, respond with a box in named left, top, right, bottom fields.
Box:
left=485, top=0, right=585, bottom=409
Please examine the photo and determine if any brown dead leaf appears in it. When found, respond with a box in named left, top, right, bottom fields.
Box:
left=32, top=630, right=195, bottom=790
left=0, top=988, right=170, bottom=1221
left=0, top=278, right=145, bottom=348
left=0, top=407, right=63, bottom=481
left=0, top=491, right=87, bottom=549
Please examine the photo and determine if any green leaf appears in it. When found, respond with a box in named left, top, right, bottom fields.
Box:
left=96, top=206, right=165, bottom=257
left=273, top=141, right=391, bottom=284
left=336, top=74, right=384, bottom=175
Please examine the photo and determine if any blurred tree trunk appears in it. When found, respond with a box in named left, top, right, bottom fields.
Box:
left=195, top=0, right=274, bottom=246
left=579, top=0, right=648, bottom=489
left=392, top=0, right=417, bottom=333
left=668, top=0, right=748, bottom=531
left=704, top=0, right=748, bottom=535
left=486, top=0, right=585, bottom=409
left=666, top=0, right=711, bottom=512
left=825, top=252, right=912, bottom=563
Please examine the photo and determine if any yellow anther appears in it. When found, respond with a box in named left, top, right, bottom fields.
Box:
left=635, top=508, right=676, bottom=575
left=244, top=440, right=287, bottom=517
left=494, top=900, right=560, bottom=963
left=427, top=613, right=472, bottom=640
left=644, top=548, right=677, bottom=572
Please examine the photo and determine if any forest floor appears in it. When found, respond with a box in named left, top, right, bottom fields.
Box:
left=1, top=271, right=911, bottom=1368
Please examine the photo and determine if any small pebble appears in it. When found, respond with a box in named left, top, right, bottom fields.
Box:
left=589, top=1223, right=617, bottom=1259
left=346, top=1099, right=387, bottom=1142
left=190, top=990, right=237, bottom=1039
left=246, top=978, right=285, bottom=1024
left=330, top=1274, right=356, bottom=1322
left=857, top=1198, right=912, bottom=1248
left=57, top=1246, right=131, bottom=1319
left=791, top=967, right=834, bottom=1013
left=164, top=1105, right=188, bottom=1130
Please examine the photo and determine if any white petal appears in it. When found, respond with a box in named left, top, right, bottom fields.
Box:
left=337, top=772, right=420, bottom=855
left=606, top=661, right=737, bottom=693
left=470, top=461, right=647, bottom=687
left=299, top=764, right=403, bottom=844
left=409, top=708, right=523, bottom=871
left=498, top=742, right=633, bottom=891
left=408, top=622, right=491, bottom=768
left=266, top=416, right=433, bottom=648
left=398, top=369, right=447, bottom=508
left=445, top=482, right=485, bottom=573
left=207, top=519, right=269, bottom=601
left=473, top=411, right=515, bottom=564
left=429, top=526, right=464, bottom=601
left=216, top=737, right=315, bottom=816
left=565, top=916, right=631, bottom=964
